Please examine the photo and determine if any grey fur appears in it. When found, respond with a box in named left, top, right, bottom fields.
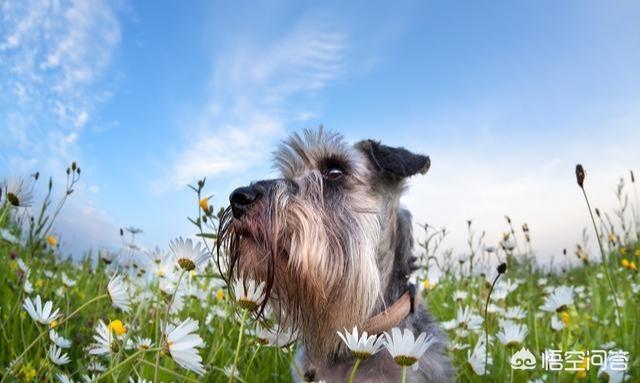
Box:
left=222, top=127, right=453, bottom=382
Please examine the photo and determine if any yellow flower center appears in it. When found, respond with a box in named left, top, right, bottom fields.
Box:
left=394, top=355, right=418, bottom=367
left=237, top=298, right=258, bottom=311
left=630, top=262, right=637, bottom=271
left=7, top=192, right=20, bottom=207
left=216, top=288, right=225, bottom=302
left=621, top=259, right=629, bottom=268
left=178, top=258, right=196, bottom=271
left=46, top=235, right=58, bottom=247
left=50, top=320, right=58, bottom=329
left=108, top=320, right=127, bottom=336
left=352, top=351, right=372, bottom=360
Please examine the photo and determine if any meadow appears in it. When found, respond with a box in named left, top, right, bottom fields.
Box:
left=0, top=163, right=638, bottom=382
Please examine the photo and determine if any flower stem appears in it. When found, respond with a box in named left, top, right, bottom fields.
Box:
left=401, top=366, right=408, bottom=383
left=484, top=272, right=503, bottom=372
left=155, top=270, right=186, bottom=382
left=348, top=358, right=362, bottom=383
left=59, top=294, right=108, bottom=327
left=96, top=348, right=160, bottom=381
left=579, top=187, right=623, bottom=331
left=229, top=309, right=248, bottom=383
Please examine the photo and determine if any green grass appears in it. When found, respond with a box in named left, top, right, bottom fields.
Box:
left=0, top=169, right=639, bottom=382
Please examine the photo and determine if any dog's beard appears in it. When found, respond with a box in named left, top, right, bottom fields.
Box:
left=218, top=176, right=383, bottom=359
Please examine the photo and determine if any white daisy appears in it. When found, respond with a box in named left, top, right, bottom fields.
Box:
left=223, top=365, right=241, bottom=380
left=87, top=361, right=107, bottom=372
left=48, top=345, right=70, bottom=365
left=254, top=324, right=297, bottom=347
left=496, top=320, right=528, bottom=347
left=597, top=353, right=627, bottom=383
left=550, top=316, right=564, bottom=331
left=23, top=279, right=34, bottom=294
left=80, top=374, right=100, bottom=383
left=23, top=295, right=60, bottom=325
left=467, top=339, right=492, bottom=376
left=169, top=237, right=209, bottom=272
left=136, top=337, right=153, bottom=350
left=441, top=306, right=483, bottom=337
left=454, top=290, right=468, bottom=301
left=540, top=286, right=574, bottom=312
left=0, top=228, right=20, bottom=244
left=107, top=274, right=131, bottom=312
left=164, top=317, right=206, bottom=375
left=88, top=320, right=115, bottom=356
left=504, top=306, right=527, bottom=320
left=128, top=377, right=151, bottom=383
left=233, top=277, right=266, bottom=311
left=3, top=177, right=34, bottom=207
left=56, top=373, right=76, bottom=383
left=337, top=326, right=384, bottom=359
left=383, top=327, right=437, bottom=371
left=61, top=272, right=76, bottom=287
left=50, top=330, right=72, bottom=348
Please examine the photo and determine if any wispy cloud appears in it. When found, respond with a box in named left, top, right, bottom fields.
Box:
left=160, top=20, right=348, bottom=191
left=1, top=0, right=122, bottom=170
left=0, top=0, right=124, bottom=256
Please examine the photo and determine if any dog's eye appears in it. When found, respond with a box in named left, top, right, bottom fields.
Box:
left=324, top=167, right=344, bottom=181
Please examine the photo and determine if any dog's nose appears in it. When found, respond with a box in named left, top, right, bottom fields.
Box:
left=229, top=186, right=260, bottom=219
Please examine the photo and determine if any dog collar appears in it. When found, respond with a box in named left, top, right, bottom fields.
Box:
left=361, top=284, right=419, bottom=335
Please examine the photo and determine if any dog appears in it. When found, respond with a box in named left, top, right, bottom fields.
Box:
left=218, top=128, right=453, bottom=382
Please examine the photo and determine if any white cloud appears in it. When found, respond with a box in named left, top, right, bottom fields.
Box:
left=1, top=0, right=122, bottom=160
left=0, top=0, right=124, bottom=257
left=161, top=20, right=348, bottom=191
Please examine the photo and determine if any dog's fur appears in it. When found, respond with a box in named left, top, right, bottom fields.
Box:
left=218, top=128, right=453, bottom=382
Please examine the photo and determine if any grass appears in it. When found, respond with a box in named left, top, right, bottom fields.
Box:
left=0, top=165, right=638, bottom=382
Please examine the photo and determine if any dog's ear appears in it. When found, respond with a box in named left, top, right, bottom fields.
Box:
left=356, top=139, right=430, bottom=178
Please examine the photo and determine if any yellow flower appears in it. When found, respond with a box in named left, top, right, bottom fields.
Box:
left=35, top=279, right=44, bottom=289
left=576, top=358, right=589, bottom=379
left=20, top=364, right=36, bottom=381
left=630, top=262, right=637, bottom=272
left=46, top=235, right=58, bottom=247
left=560, top=311, right=570, bottom=325
left=621, top=259, right=629, bottom=268
left=199, top=198, right=209, bottom=212
left=422, top=279, right=435, bottom=290
left=216, top=288, right=225, bottom=302
left=50, top=320, right=58, bottom=329
left=108, top=319, right=127, bottom=336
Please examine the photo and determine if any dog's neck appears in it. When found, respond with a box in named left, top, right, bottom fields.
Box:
left=375, top=206, right=415, bottom=317
left=300, top=206, right=417, bottom=365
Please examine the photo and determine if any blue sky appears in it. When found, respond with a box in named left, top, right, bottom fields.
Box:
left=1, top=0, right=639, bottom=263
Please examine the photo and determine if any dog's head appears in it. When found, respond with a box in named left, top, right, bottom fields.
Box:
left=217, top=127, right=429, bottom=357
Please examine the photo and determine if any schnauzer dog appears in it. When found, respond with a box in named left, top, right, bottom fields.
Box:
left=218, top=128, right=453, bottom=382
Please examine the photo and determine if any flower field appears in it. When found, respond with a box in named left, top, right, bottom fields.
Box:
left=0, top=164, right=638, bottom=382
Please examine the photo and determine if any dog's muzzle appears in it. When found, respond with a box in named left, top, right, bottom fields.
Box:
left=229, top=180, right=282, bottom=219
left=229, top=186, right=261, bottom=219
